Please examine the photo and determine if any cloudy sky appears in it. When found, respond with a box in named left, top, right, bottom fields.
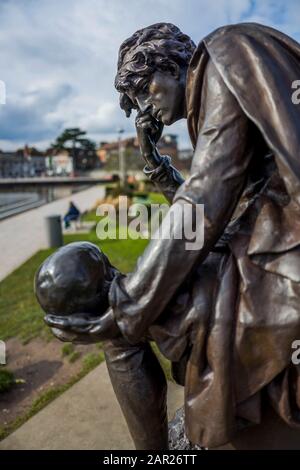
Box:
left=0, top=0, right=300, bottom=151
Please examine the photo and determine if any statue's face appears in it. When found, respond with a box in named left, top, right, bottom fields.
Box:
left=127, top=70, right=186, bottom=125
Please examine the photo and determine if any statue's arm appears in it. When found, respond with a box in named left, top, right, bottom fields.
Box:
left=51, top=59, right=253, bottom=345
left=45, top=60, right=253, bottom=345
left=143, top=155, right=185, bottom=204
left=135, top=113, right=185, bottom=203
left=108, top=59, right=253, bottom=344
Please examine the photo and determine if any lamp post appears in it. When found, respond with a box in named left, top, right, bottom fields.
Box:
left=117, top=127, right=126, bottom=188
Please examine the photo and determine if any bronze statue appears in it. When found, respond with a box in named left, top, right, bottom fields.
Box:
left=40, top=22, right=300, bottom=449
left=35, top=242, right=117, bottom=320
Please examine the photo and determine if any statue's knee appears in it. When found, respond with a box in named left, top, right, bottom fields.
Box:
left=103, top=337, right=149, bottom=372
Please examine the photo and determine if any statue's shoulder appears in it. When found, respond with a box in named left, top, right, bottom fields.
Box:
left=202, top=22, right=295, bottom=50
left=189, top=23, right=269, bottom=76
left=204, top=22, right=269, bottom=44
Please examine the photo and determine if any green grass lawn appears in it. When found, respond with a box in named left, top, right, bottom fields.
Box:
left=0, top=236, right=149, bottom=343
left=0, top=232, right=151, bottom=345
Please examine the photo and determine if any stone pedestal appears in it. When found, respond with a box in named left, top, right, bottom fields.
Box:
left=169, top=406, right=300, bottom=450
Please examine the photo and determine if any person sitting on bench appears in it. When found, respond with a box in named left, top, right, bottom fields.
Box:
left=63, top=201, right=80, bottom=229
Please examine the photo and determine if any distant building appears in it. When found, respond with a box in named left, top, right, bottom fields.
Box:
left=97, top=133, right=192, bottom=172
left=157, top=134, right=177, bottom=158
left=72, top=147, right=99, bottom=171
left=46, top=150, right=74, bottom=176
left=177, top=148, right=193, bottom=172
left=0, top=148, right=76, bottom=178
left=0, top=152, right=46, bottom=178
left=178, top=148, right=193, bottom=161
left=98, top=137, right=144, bottom=172
left=97, top=137, right=140, bottom=163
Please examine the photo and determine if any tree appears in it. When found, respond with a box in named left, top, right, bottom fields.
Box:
left=51, top=128, right=86, bottom=150
left=51, top=128, right=97, bottom=171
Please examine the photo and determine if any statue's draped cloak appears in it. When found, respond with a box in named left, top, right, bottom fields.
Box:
left=109, top=23, right=300, bottom=447
left=180, top=23, right=300, bottom=447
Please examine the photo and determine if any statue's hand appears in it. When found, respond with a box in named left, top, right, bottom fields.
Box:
left=135, top=111, right=164, bottom=168
left=44, top=308, right=120, bottom=344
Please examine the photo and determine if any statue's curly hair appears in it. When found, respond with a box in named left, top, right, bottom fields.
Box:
left=115, top=23, right=196, bottom=116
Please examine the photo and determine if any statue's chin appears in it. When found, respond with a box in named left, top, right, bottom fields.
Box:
left=162, top=116, right=179, bottom=126
left=161, top=115, right=172, bottom=126
left=161, top=109, right=184, bottom=125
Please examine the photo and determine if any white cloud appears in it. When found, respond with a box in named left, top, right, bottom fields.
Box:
left=0, top=0, right=299, bottom=151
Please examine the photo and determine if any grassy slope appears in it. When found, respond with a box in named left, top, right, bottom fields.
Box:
left=0, top=236, right=148, bottom=343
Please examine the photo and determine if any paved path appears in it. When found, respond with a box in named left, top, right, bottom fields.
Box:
left=0, top=362, right=184, bottom=450
left=0, top=185, right=104, bottom=281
